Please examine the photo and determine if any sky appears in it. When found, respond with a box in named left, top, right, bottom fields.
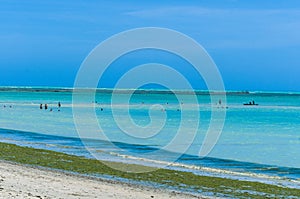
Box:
left=0, top=0, right=300, bottom=91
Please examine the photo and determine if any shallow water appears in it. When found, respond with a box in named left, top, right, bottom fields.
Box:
left=0, top=87, right=299, bottom=185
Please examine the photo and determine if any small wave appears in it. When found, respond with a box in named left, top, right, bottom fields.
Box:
left=103, top=151, right=299, bottom=188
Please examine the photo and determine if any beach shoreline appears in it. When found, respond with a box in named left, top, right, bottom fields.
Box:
left=0, top=142, right=299, bottom=198
left=0, top=160, right=203, bottom=199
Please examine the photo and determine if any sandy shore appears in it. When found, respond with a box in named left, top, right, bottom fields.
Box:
left=0, top=161, right=204, bottom=199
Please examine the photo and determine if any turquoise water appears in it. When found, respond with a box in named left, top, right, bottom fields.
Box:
left=0, top=87, right=299, bottom=186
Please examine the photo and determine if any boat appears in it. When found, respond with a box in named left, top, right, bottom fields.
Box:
left=243, top=103, right=259, bottom=106
left=243, top=101, right=258, bottom=106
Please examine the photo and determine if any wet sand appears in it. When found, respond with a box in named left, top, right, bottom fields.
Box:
left=0, top=161, right=205, bottom=199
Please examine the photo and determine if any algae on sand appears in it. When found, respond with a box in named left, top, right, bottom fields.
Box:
left=0, top=142, right=299, bottom=198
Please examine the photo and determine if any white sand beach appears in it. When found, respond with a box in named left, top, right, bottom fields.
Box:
left=0, top=161, right=204, bottom=199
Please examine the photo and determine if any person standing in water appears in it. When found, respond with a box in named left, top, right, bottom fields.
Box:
left=58, top=102, right=61, bottom=108
left=45, top=104, right=48, bottom=110
left=40, top=104, right=43, bottom=109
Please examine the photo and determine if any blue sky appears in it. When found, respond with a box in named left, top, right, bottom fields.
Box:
left=0, top=0, right=300, bottom=91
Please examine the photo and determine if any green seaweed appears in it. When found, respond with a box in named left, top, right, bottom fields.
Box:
left=0, top=142, right=299, bottom=198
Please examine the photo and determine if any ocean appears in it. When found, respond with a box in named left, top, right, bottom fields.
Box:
left=0, top=87, right=299, bottom=188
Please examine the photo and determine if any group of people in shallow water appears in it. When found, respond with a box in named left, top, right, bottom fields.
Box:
left=35, top=99, right=258, bottom=113
left=2, top=105, right=12, bottom=108
left=40, top=102, right=61, bottom=112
